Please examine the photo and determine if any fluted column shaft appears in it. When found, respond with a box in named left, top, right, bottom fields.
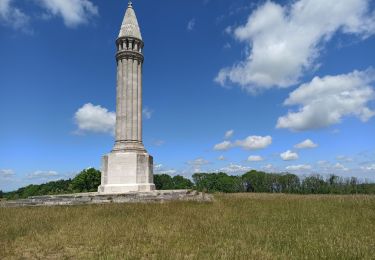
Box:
left=137, top=60, right=142, bottom=141
left=113, top=40, right=144, bottom=152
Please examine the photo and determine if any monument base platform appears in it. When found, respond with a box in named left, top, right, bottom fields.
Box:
left=98, top=183, right=155, bottom=194
left=99, top=150, right=155, bottom=194
left=0, top=190, right=213, bottom=208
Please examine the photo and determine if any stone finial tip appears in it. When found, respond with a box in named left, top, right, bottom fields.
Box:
left=128, top=1, right=132, bottom=7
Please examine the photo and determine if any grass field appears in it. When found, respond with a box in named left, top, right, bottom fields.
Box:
left=1, top=193, right=374, bottom=259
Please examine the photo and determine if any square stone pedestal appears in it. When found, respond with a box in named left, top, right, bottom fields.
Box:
left=98, top=151, right=155, bottom=194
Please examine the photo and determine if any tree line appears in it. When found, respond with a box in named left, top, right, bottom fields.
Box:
left=1, top=169, right=374, bottom=200
left=193, top=171, right=375, bottom=194
left=1, top=168, right=194, bottom=200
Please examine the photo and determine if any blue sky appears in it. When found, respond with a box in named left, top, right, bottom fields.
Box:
left=1, top=0, right=375, bottom=191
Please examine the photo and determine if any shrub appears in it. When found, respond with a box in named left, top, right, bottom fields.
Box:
left=70, top=168, right=101, bottom=192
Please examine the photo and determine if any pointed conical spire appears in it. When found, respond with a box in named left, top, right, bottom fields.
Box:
left=118, top=1, right=142, bottom=40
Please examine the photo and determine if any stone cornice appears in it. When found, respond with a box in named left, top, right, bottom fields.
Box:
left=116, top=50, right=144, bottom=62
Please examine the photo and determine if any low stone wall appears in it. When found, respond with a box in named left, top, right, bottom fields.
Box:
left=0, top=190, right=213, bottom=208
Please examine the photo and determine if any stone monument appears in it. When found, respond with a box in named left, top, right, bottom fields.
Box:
left=98, top=2, right=155, bottom=193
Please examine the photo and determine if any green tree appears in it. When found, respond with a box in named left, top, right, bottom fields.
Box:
left=279, top=173, right=300, bottom=193
left=302, top=175, right=328, bottom=194
left=172, top=175, right=193, bottom=189
left=154, top=174, right=174, bottom=190
left=193, top=172, right=242, bottom=193
left=242, top=170, right=268, bottom=192
left=70, top=168, right=101, bottom=192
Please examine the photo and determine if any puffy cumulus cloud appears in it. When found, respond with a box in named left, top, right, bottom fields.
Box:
left=0, top=0, right=30, bottom=30
left=214, top=135, right=272, bottom=151
left=277, top=69, right=375, bottom=131
left=213, top=140, right=232, bottom=151
left=286, top=164, right=312, bottom=171
left=0, top=169, right=15, bottom=178
left=74, top=103, right=115, bottom=135
left=28, top=170, right=59, bottom=179
left=218, top=164, right=251, bottom=174
left=235, top=135, right=272, bottom=150
left=0, top=0, right=98, bottom=30
left=280, top=150, right=299, bottom=161
left=294, top=139, right=318, bottom=149
left=247, top=155, right=263, bottom=162
left=224, top=129, right=234, bottom=139
left=215, top=0, right=375, bottom=92
left=37, top=0, right=98, bottom=28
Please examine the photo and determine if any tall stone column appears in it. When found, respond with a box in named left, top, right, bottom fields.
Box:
left=137, top=60, right=142, bottom=141
left=98, top=2, right=155, bottom=194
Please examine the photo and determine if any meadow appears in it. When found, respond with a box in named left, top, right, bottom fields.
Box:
left=0, top=193, right=374, bottom=259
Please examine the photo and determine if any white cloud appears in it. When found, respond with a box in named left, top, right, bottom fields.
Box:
left=262, top=164, right=278, bottom=172
left=37, top=0, right=98, bottom=28
left=74, top=103, right=153, bottom=135
left=333, top=163, right=349, bottom=171
left=280, top=150, right=299, bottom=161
left=361, top=164, right=375, bottom=171
left=0, top=169, right=15, bottom=178
left=336, top=155, right=353, bottom=162
left=74, top=103, right=115, bottom=135
left=294, top=139, right=318, bottom=149
left=215, top=0, right=375, bottom=92
left=28, top=170, right=59, bottom=179
left=187, top=158, right=210, bottom=173
left=153, top=164, right=177, bottom=175
left=224, top=129, right=234, bottom=139
left=224, top=26, right=232, bottom=34
left=223, top=42, right=231, bottom=49
left=317, top=160, right=329, bottom=166
left=277, top=69, right=375, bottom=131
left=152, top=140, right=165, bottom=146
left=0, top=0, right=30, bottom=30
left=286, top=164, right=312, bottom=171
left=235, top=135, right=272, bottom=150
left=214, top=135, right=272, bottom=151
left=218, top=155, right=226, bottom=161
left=154, top=164, right=163, bottom=170
left=218, top=163, right=251, bottom=174
left=187, top=18, right=195, bottom=31
left=317, top=161, right=352, bottom=173
left=247, top=155, right=263, bottom=162
left=187, top=158, right=209, bottom=166
left=213, top=140, right=232, bottom=151
left=142, top=107, right=153, bottom=120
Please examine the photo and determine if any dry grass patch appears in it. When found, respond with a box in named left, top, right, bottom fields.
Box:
left=0, top=193, right=374, bottom=259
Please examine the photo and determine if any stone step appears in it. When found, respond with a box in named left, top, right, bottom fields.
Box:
left=0, top=190, right=213, bottom=208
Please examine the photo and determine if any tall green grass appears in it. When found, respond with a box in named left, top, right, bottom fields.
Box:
left=1, top=193, right=374, bottom=259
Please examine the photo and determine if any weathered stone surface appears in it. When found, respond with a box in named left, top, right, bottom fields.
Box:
left=98, top=2, right=155, bottom=194
left=98, top=151, right=155, bottom=194
left=0, top=190, right=213, bottom=208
